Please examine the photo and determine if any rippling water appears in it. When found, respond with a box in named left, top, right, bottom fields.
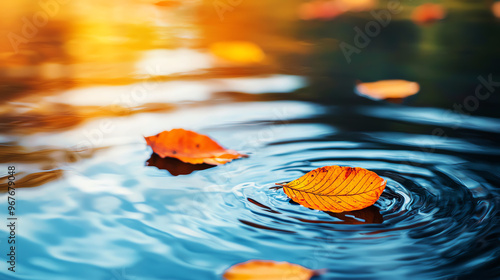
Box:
left=2, top=96, right=500, bottom=279
left=1, top=1, right=500, bottom=279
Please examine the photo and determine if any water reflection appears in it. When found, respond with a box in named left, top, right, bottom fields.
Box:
left=0, top=170, right=63, bottom=192
left=249, top=197, right=383, bottom=225
left=239, top=219, right=296, bottom=234
left=146, top=153, right=215, bottom=176
left=326, top=206, right=383, bottom=224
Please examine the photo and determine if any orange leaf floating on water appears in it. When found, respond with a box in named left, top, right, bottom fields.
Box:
left=356, top=79, right=420, bottom=100
left=277, top=166, right=386, bottom=213
left=223, top=260, right=315, bottom=280
left=210, top=41, right=265, bottom=63
left=145, top=129, right=246, bottom=165
left=412, top=3, right=446, bottom=24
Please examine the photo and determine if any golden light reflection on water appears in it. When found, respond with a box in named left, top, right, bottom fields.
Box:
left=0, top=1, right=201, bottom=145
left=0, top=0, right=498, bottom=188
left=0, top=0, right=204, bottom=81
left=0, top=0, right=293, bottom=140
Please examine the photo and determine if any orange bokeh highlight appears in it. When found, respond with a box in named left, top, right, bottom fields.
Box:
left=412, top=3, right=446, bottom=24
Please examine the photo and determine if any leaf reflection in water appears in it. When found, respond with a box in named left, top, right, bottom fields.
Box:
left=146, top=153, right=215, bottom=176
left=249, top=198, right=383, bottom=225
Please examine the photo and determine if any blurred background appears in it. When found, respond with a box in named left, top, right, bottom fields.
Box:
left=1, top=0, right=500, bottom=279
left=1, top=0, right=499, bottom=115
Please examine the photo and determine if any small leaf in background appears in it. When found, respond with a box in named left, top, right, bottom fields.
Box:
left=355, top=79, right=420, bottom=100
left=493, top=2, right=500, bottom=18
left=277, top=166, right=386, bottom=213
left=145, top=129, right=246, bottom=165
left=412, top=3, right=446, bottom=24
left=210, top=41, right=265, bottom=63
left=223, top=260, right=315, bottom=280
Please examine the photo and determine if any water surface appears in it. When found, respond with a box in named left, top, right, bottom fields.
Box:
left=1, top=1, right=499, bottom=279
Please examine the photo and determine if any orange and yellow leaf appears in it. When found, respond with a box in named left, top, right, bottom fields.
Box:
left=223, top=260, right=315, bottom=280
left=278, top=166, right=386, bottom=213
left=145, top=129, right=246, bottom=165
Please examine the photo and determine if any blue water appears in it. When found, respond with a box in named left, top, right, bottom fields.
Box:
left=1, top=95, right=499, bottom=279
